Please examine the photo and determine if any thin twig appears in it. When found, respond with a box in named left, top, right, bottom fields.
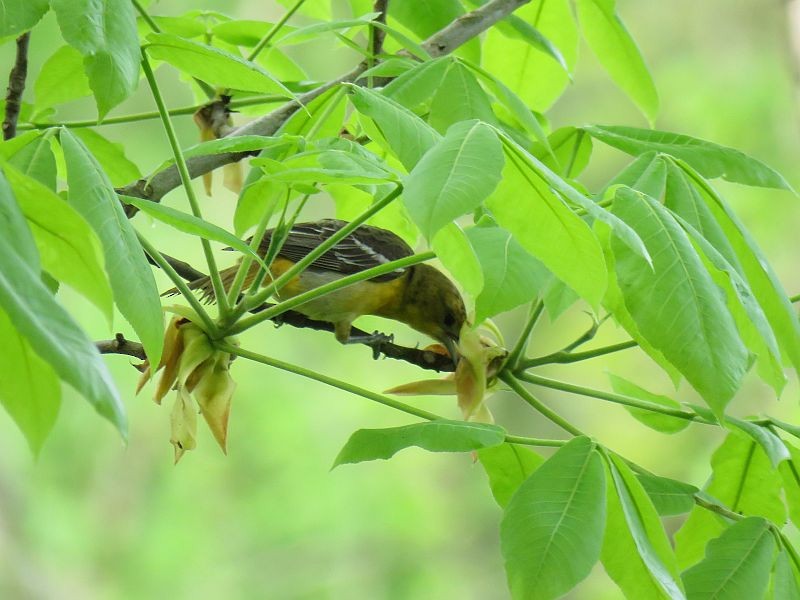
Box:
left=96, top=333, right=147, bottom=360
left=2, top=32, right=30, bottom=141
left=519, top=340, right=638, bottom=369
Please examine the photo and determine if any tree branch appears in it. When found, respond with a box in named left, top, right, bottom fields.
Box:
left=96, top=333, right=147, bottom=361
left=118, top=0, right=531, bottom=213
left=2, top=32, right=30, bottom=141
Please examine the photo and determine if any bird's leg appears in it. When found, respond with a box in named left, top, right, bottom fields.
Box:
left=336, top=321, right=394, bottom=359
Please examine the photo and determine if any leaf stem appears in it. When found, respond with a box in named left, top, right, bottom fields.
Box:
left=516, top=371, right=705, bottom=423
left=228, top=251, right=436, bottom=335
left=17, top=95, right=287, bottom=130
left=136, top=233, right=218, bottom=335
left=500, top=373, right=585, bottom=437
left=221, top=343, right=563, bottom=447
left=519, top=339, right=638, bottom=369
left=140, top=52, right=231, bottom=318
left=228, top=184, right=404, bottom=322
left=506, top=299, right=544, bottom=369
left=247, top=0, right=308, bottom=62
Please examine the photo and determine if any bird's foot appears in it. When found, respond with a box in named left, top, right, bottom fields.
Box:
left=348, top=330, right=395, bottom=360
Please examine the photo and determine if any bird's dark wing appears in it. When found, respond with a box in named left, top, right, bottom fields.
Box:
left=257, top=219, right=414, bottom=282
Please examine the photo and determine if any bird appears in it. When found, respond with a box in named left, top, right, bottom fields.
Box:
left=179, top=219, right=467, bottom=361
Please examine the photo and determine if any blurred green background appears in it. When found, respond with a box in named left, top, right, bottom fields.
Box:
left=1, top=1, right=799, bottom=598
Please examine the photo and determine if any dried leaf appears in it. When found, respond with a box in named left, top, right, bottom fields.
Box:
left=171, top=387, right=197, bottom=464
left=194, top=353, right=236, bottom=453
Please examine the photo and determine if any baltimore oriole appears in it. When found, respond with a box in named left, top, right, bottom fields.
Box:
left=182, top=219, right=467, bottom=360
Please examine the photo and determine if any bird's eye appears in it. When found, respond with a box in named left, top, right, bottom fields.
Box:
left=444, top=312, right=456, bottom=327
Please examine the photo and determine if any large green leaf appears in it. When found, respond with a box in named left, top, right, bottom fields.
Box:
left=429, top=61, right=496, bottom=133
left=72, top=129, right=141, bottom=187
left=0, top=307, right=60, bottom=455
left=682, top=517, right=775, bottom=600
left=586, top=125, right=792, bottom=191
left=0, top=168, right=38, bottom=268
left=779, top=442, right=800, bottom=530
left=0, top=234, right=125, bottom=434
left=636, top=472, right=698, bottom=517
left=0, top=0, right=48, bottom=37
left=609, top=187, right=749, bottom=417
left=726, top=418, right=790, bottom=468
left=51, top=0, right=140, bottom=117
left=486, top=141, right=607, bottom=308
left=60, top=129, right=163, bottom=367
left=602, top=454, right=685, bottom=599
left=403, top=120, right=503, bottom=239
left=773, top=549, right=800, bottom=600
left=466, top=223, right=550, bottom=323
left=8, top=133, right=57, bottom=190
left=347, top=84, right=441, bottom=171
left=482, top=0, right=578, bottom=112
left=678, top=162, right=800, bottom=377
left=146, top=33, right=292, bottom=97
left=575, top=0, right=658, bottom=122
left=34, top=46, right=93, bottom=110
left=6, top=164, right=113, bottom=323
left=675, top=431, right=785, bottom=569
left=607, top=373, right=689, bottom=434
left=478, top=442, right=544, bottom=508
left=531, top=127, right=593, bottom=179
left=332, top=420, right=506, bottom=466
left=501, top=436, right=605, bottom=600
left=431, top=223, right=483, bottom=299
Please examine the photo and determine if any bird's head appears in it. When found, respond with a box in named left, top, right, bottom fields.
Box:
left=399, top=264, right=467, bottom=363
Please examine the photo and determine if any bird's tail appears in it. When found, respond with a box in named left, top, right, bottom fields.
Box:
left=162, top=264, right=247, bottom=303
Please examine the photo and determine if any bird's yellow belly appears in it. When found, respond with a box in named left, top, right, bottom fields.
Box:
left=269, top=258, right=402, bottom=322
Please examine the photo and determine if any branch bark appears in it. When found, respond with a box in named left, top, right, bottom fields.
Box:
left=118, top=0, right=530, bottom=212
left=2, top=32, right=31, bottom=141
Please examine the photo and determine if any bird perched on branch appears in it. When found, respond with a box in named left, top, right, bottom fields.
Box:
left=179, top=219, right=467, bottom=361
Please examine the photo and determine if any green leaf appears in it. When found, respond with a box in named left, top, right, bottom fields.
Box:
left=273, top=13, right=377, bottom=46
left=607, top=373, right=690, bottom=434
left=403, top=120, right=503, bottom=239
left=431, top=223, right=483, bottom=299
left=466, top=224, right=550, bottom=323
left=675, top=431, right=785, bottom=569
left=346, top=84, right=441, bottom=171
left=51, top=0, right=140, bottom=118
left=635, top=472, right=698, bottom=517
left=152, top=135, right=288, bottom=176
left=211, top=19, right=289, bottom=46
left=382, top=57, right=450, bottom=109
left=601, top=454, right=685, bottom=599
left=429, top=61, right=496, bottom=133
left=773, top=549, right=800, bottom=600
left=60, top=129, right=163, bottom=368
left=575, top=0, right=659, bottom=122
left=5, top=164, right=113, bottom=323
left=608, top=187, right=749, bottom=418
left=71, top=129, right=141, bottom=187
left=586, top=125, right=793, bottom=191
left=608, top=152, right=668, bottom=199
left=531, top=127, right=593, bottom=179
left=280, top=86, right=346, bottom=140
left=146, top=33, right=293, bottom=97
left=0, top=234, right=125, bottom=434
left=779, top=442, right=800, bottom=530
left=255, top=148, right=397, bottom=185
left=482, top=0, right=578, bottom=112
left=391, top=0, right=479, bottom=63
left=0, top=308, right=60, bottom=455
left=0, top=0, right=48, bottom=37
left=330, top=183, right=418, bottom=248
left=726, top=418, right=789, bottom=469
left=486, top=141, right=607, bottom=308
left=682, top=517, right=775, bottom=600
left=34, top=46, right=93, bottom=110
left=501, top=436, right=605, bottom=600
left=332, top=420, right=506, bottom=466
left=676, top=214, right=786, bottom=396
left=0, top=168, right=38, bottom=268
left=119, top=195, right=268, bottom=270
left=678, top=162, right=800, bottom=377
left=8, top=133, right=57, bottom=190
left=478, top=442, right=544, bottom=508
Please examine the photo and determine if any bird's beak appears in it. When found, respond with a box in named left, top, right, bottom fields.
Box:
left=443, top=335, right=460, bottom=368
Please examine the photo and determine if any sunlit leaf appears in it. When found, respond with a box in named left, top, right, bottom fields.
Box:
left=33, top=46, right=92, bottom=110
left=0, top=0, right=48, bottom=37
left=8, top=133, right=57, bottom=190
left=478, top=442, right=544, bottom=508
left=607, top=373, right=689, bottom=434
left=429, top=61, right=496, bottom=133
left=636, top=472, right=698, bottom=517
